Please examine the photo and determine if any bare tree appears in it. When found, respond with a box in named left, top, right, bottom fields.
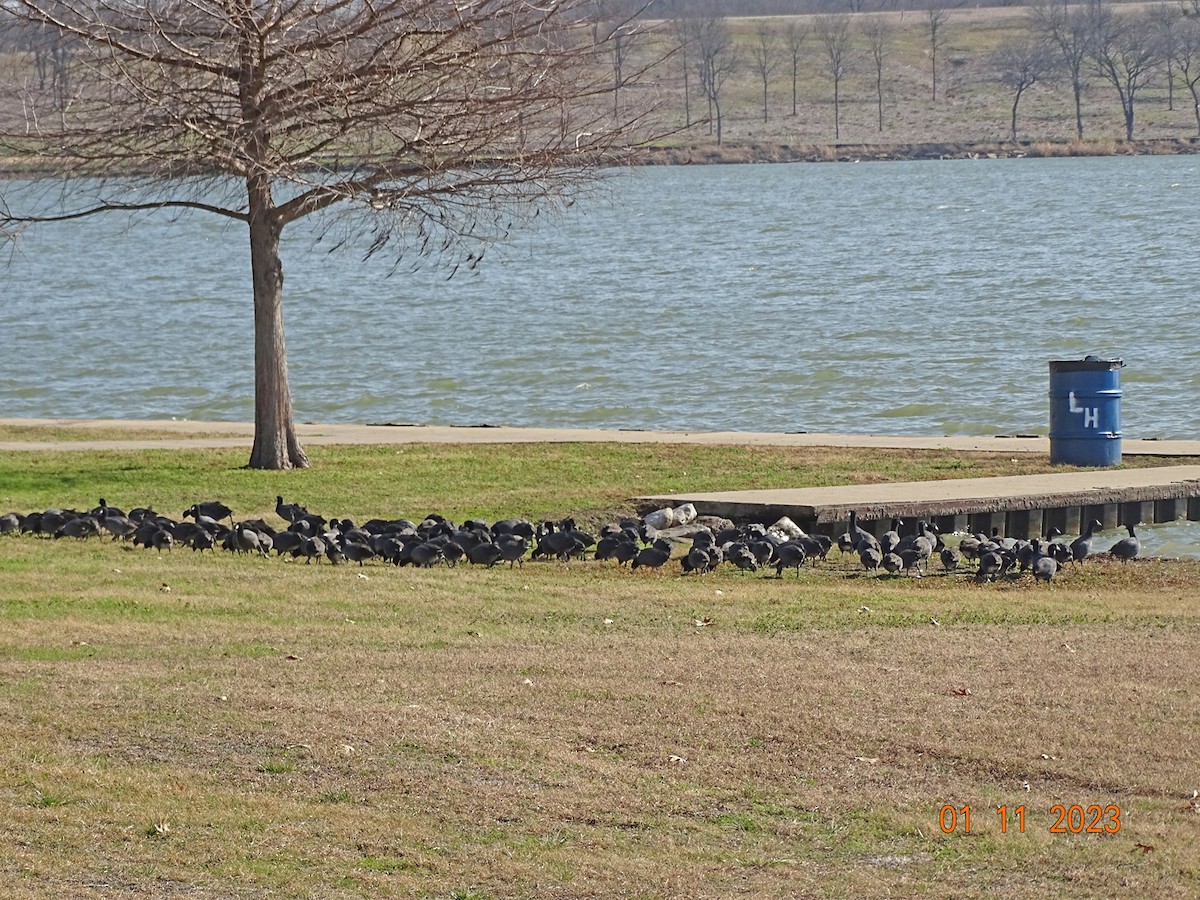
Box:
left=783, top=20, right=809, bottom=118
left=1087, top=2, right=1163, bottom=141
left=926, top=3, right=953, bottom=102
left=694, top=16, right=736, bottom=145
left=0, top=0, right=663, bottom=469
left=1173, top=14, right=1200, bottom=136
left=670, top=17, right=696, bottom=128
left=861, top=14, right=895, bottom=133
left=1150, top=2, right=1181, bottom=111
left=599, top=21, right=639, bottom=121
left=749, top=20, right=780, bottom=122
left=815, top=14, right=853, bottom=140
left=1032, top=0, right=1092, bottom=139
left=994, top=39, right=1053, bottom=141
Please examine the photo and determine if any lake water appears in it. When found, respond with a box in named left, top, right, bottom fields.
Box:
left=2, top=156, right=1199, bottom=555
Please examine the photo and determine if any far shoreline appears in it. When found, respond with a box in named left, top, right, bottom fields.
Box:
left=627, top=136, right=1200, bottom=166
left=3, top=137, right=1198, bottom=180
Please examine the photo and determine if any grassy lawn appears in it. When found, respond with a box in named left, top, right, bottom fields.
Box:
left=2, top=440, right=1199, bottom=898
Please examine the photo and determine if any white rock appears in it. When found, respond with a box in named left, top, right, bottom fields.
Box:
left=673, top=503, right=698, bottom=526
left=769, top=516, right=806, bottom=540
left=643, top=507, right=675, bottom=530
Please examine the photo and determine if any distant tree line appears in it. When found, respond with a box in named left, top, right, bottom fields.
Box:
left=644, top=0, right=1200, bottom=144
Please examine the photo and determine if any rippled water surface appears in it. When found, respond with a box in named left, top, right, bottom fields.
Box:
left=2, top=155, right=1197, bottom=437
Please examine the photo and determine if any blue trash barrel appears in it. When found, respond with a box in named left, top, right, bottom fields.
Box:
left=1048, top=357, right=1123, bottom=467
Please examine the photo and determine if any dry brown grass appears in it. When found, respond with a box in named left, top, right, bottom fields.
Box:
left=2, top=532, right=1198, bottom=899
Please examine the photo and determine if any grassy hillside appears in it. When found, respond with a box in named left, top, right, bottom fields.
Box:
left=634, top=4, right=1200, bottom=156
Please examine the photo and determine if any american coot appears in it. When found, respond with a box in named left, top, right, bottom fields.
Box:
left=848, top=511, right=880, bottom=552
left=1109, top=524, right=1140, bottom=562
left=1031, top=540, right=1058, bottom=584
left=1070, top=519, right=1103, bottom=566
left=880, top=517, right=903, bottom=555
left=184, top=501, right=233, bottom=524
left=276, top=496, right=308, bottom=524
left=774, top=542, right=807, bottom=577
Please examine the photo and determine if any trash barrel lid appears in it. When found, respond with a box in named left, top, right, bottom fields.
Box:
left=1050, top=355, right=1124, bottom=372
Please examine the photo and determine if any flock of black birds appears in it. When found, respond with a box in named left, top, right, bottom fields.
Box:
left=838, top=510, right=1141, bottom=584
left=0, top=496, right=1142, bottom=583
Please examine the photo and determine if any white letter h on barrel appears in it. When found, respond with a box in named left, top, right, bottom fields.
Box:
left=1068, top=391, right=1100, bottom=429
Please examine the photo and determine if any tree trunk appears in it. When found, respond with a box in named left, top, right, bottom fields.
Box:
left=876, top=73, right=884, bottom=132
left=1073, top=81, right=1084, bottom=139
left=834, top=80, right=840, bottom=139
left=246, top=175, right=308, bottom=470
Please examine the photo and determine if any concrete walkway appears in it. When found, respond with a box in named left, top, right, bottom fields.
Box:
left=2, top=416, right=1199, bottom=456
left=640, top=465, right=1200, bottom=534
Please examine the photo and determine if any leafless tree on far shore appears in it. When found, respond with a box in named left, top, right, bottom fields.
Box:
left=861, top=14, right=895, bottom=133
left=1087, top=2, right=1162, bottom=141
left=1173, top=13, right=1200, bottom=136
left=749, top=20, right=780, bottom=122
left=815, top=14, right=853, bottom=140
left=694, top=16, right=736, bottom=145
left=783, top=20, right=809, bottom=118
left=926, top=3, right=953, bottom=102
left=1033, top=0, right=1092, bottom=140
left=994, top=39, right=1054, bottom=141
left=0, top=0, right=667, bottom=469
left=1150, top=2, right=1181, bottom=111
